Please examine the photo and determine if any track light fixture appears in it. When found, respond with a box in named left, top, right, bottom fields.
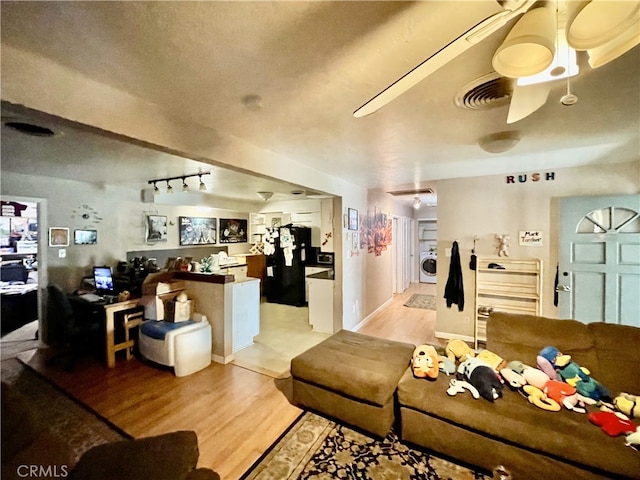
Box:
left=147, top=172, right=211, bottom=194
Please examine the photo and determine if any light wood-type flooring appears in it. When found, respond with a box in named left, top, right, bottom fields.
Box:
left=15, top=282, right=438, bottom=480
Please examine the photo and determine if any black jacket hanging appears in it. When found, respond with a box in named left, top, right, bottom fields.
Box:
left=444, top=241, right=464, bottom=311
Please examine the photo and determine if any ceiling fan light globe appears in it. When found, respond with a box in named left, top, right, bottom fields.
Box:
left=566, top=1, right=639, bottom=51
left=585, top=19, right=640, bottom=68
left=477, top=131, right=520, bottom=154
left=492, top=6, right=556, bottom=78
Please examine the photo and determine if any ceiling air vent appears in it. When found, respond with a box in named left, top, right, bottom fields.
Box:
left=455, top=73, right=513, bottom=110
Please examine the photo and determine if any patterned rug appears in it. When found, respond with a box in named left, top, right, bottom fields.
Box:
left=241, top=411, right=490, bottom=480
left=1, top=357, right=129, bottom=466
left=403, top=294, right=437, bottom=310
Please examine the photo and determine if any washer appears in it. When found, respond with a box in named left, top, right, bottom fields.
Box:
left=420, top=251, right=437, bottom=283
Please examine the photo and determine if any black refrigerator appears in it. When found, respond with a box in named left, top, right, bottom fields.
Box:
left=264, top=225, right=311, bottom=307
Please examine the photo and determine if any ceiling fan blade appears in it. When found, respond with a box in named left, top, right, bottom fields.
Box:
left=353, top=0, right=537, bottom=118
left=506, top=83, right=551, bottom=124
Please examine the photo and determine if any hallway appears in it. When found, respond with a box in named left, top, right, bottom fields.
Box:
left=232, top=282, right=438, bottom=378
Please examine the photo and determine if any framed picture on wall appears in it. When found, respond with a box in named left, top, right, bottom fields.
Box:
left=348, top=208, right=358, bottom=231
left=179, top=216, right=216, bottom=245
left=146, top=215, right=167, bottom=242
left=49, top=227, right=69, bottom=247
left=219, top=218, right=248, bottom=243
left=74, top=229, right=97, bottom=245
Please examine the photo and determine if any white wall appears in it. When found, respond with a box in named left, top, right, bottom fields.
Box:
left=435, top=160, right=640, bottom=340
left=2, top=45, right=370, bottom=332
left=1, top=171, right=260, bottom=292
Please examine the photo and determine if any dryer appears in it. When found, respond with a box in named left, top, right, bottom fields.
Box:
left=419, top=251, right=437, bottom=283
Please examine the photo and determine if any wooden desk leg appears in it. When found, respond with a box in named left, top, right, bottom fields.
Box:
left=105, top=309, right=116, bottom=368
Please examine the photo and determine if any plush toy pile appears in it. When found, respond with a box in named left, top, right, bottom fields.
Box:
left=410, top=339, right=640, bottom=451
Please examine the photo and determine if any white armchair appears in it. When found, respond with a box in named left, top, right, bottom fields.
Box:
left=138, top=313, right=212, bottom=377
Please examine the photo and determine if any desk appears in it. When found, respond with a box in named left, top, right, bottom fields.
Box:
left=102, top=298, right=142, bottom=368
left=69, top=296, right=142, bottom=368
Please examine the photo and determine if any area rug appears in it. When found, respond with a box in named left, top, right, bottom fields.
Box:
left=1, top=357, right=129, bottom=465
left=241, top=411, right=490, bottom=480
left=403, top=294, right=437, bottom=310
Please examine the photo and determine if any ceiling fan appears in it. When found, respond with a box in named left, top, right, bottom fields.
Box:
left=353, top=0, right=640, bottom=124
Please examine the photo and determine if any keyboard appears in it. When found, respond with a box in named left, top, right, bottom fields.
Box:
left=79, top=293, right=103, bottom=303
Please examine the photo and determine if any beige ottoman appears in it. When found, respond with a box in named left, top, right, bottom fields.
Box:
left=291, top=329, right=415, bottom=437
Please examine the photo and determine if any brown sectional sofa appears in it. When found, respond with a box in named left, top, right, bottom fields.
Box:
left=291, top=312, right=640, bottom=479
left=397, top=312, right=640, bottom=479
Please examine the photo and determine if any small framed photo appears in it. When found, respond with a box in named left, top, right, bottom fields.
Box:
left=348, top=208, right=359, bottom=231
left=49, top=227, right=69, bottom=247
left=74, top=229, right=97, bottom=245
left=146, top=215, right=168, bottom=242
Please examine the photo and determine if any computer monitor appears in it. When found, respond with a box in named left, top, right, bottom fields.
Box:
left=93, top=266, right=115, bottom=295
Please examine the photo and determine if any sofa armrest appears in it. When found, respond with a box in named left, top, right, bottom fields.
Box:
left=186, top=469, right=221, bottom=480
left=70, top=431, right=217, bottom=480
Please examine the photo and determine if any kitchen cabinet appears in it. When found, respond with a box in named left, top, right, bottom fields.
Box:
left=249, top=213, right=266, bottom=244
left=307, top=273, right=335, bottom=334
left=305, top=266, right=331, bottom=301
left=474, top=257, right=542, bottom=348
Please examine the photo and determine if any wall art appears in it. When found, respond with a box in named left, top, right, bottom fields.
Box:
left=179, top=216, right=217, bottom=245
left=49, top=227, right=69, bottom=247
left=74, top=229, right=97, bottom=245
left=219, top=218, right=248, bottom=243
left=146, top=215, right=168, bottom=242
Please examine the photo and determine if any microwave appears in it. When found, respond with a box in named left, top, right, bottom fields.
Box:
left=317, top=252, right=334, bottom=266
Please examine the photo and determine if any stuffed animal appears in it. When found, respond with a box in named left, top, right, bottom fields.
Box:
left=411, top=344, right=439, bottom=379
left=539, top=346, right=611, bottom=402
left=445, top=339, right=475, bottom=364
left=439, top=356, right=457, bottom=375
left=522, top=385, right=561, bottom=411
left=614, top=393, right=639, bottom=419
left=446, top=378, right=480, bottom=399
left=625, top=428, right=640, bottom=450
left=544, top=380, right=587, bottom=413
left=500, top=364, right=586, bottom=413
left=476, top=349, right=506, bottom=371
left=588, top=411, right=638, bottom=437
left=458, top=358, right=503, bottom=402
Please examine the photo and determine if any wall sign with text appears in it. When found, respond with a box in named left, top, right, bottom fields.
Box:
left=519, top=230, right=543, bottom=246
left=506, top=171, right=555, bottom=184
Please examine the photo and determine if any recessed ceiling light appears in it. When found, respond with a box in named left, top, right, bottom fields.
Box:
left=4, top=121, right=56, bottom=137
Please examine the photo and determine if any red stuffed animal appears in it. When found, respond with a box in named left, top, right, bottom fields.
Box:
left=588, top=411, right=637, bottom=436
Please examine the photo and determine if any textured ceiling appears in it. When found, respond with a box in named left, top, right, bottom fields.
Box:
left=1, top=1, right=639, bottom=204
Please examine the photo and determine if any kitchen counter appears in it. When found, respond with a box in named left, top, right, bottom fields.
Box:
left=306, top=270, right=334, bottom=280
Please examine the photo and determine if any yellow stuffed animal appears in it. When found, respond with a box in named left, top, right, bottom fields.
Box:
left=445, top=339, right=475, bottom=364
left=614, top=393, right=639, bottom=419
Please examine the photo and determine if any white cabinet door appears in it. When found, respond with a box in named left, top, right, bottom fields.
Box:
left=231, top=279, right=260, bottom=352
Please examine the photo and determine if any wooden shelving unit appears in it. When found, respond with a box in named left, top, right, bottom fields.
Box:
left=474, top=257, right=542, bottom=348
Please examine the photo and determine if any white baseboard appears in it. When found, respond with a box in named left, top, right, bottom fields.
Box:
left=212, top=353, right=234, bottom=365
left=435, top=331, right=475, bottom=344
left=351, top=296, right=394, bottom=332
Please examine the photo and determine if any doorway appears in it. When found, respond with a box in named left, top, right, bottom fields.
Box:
left=558, top=194, right=640, bottom=326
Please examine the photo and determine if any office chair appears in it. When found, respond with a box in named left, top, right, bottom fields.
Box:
left=46, top=284, right=103, bottom=371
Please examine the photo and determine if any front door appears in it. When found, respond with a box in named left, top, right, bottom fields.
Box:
left=558, top=195, right=640, bottom=326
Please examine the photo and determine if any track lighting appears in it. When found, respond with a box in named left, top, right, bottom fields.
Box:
left=147, top=172, right=211, bottom=194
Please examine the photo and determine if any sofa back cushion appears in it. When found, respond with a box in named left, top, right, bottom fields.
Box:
left=486, top=312, right=599, bottom=372
left=589, top=322, right=640, bottom=394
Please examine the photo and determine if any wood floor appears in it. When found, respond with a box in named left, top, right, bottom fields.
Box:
left=16, top=282, right=438, bottom=480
